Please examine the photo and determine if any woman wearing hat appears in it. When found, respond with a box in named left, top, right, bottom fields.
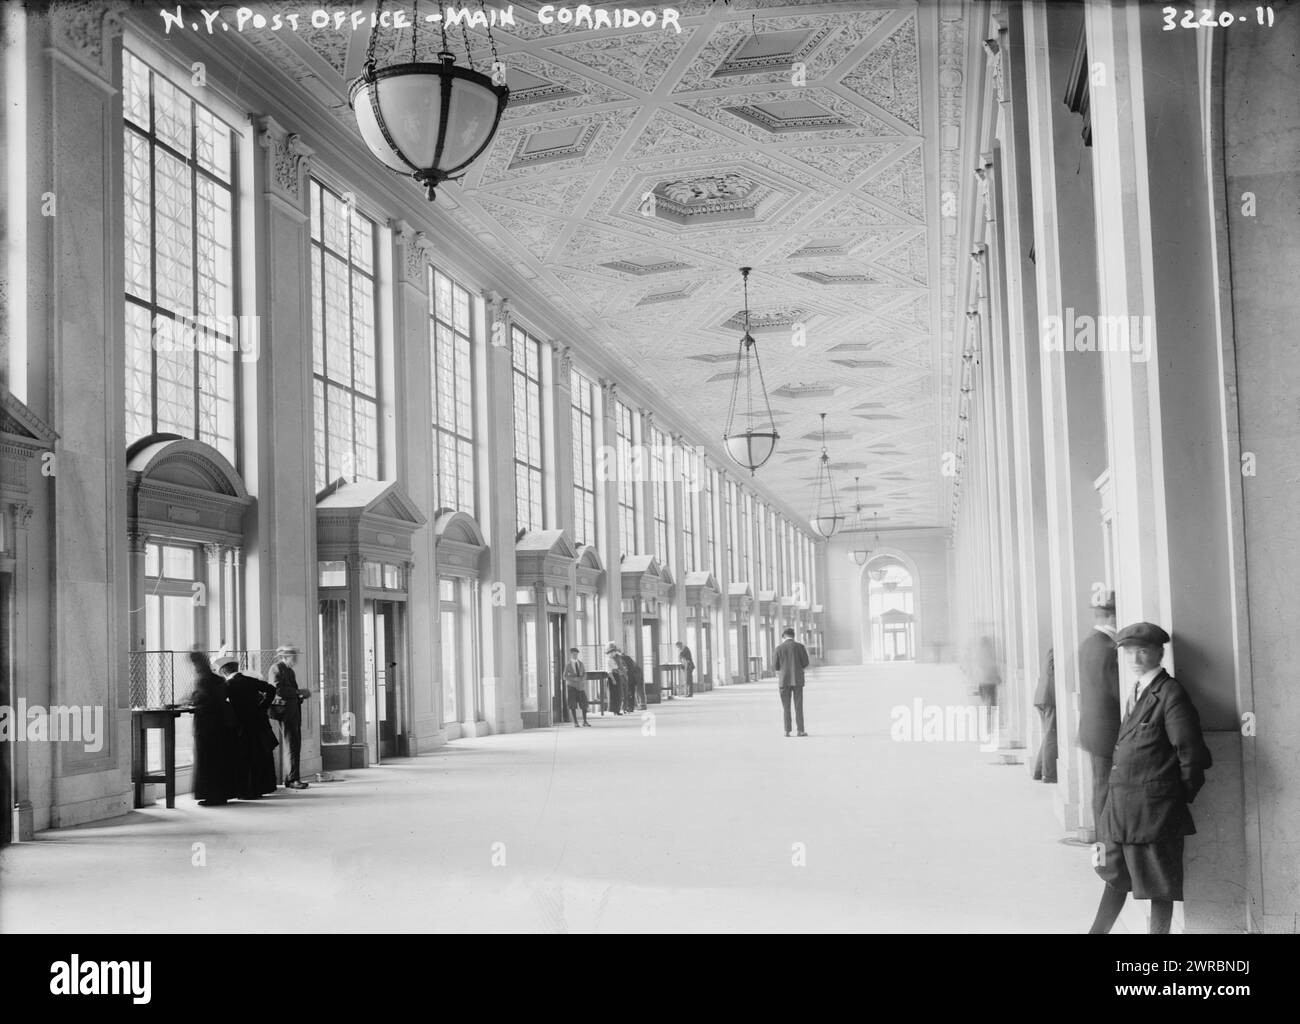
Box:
left=1088, top=622, right=1212, bottom=934
left=215, top=654, right=280, bottom=799
left=187, top=650, right=239, bottom=806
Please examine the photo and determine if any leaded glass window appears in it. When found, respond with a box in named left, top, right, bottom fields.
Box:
left=310, top=179, right=380, bottom=492
left=430, top=268, right=476, bottom=515
left=571, top=368, right=597, bottom=547
left=123, top=50, right=237, bottom=460
left=511, top=326, right=544, bottom=533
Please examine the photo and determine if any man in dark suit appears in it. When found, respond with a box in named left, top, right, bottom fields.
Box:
left=1032, top=647, right=1057, bottom=784
left=675, top=641, right=695, bottom=697
left=1088, top=622, right=1212, bottom=934
left=603, top=643, right=625, bottom=716
left=1078, top=592, right=1120, bottom=818
left=774, top=627, right=809, bottom=737
left=268, top=644, right=310, bottom=789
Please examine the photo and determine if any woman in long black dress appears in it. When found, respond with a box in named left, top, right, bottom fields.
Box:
left=187, top=651, right=239, bottom=806
left=214, top=655, right=279, bottom=798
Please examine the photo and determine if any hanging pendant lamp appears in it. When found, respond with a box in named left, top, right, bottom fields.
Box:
left=349, top=0, right=509, bottom=201
left=867, top=513, right=886, bottom=580
left=722, top=267, right=780, bottom=474
left=848, top=476, right=870, bottom=566
left=811, top=413, right=843, bottom=539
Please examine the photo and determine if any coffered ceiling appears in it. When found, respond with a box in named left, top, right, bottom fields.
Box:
left=228, top=0, right=979, bottom=532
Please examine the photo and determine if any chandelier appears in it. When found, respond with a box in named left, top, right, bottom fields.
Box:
left=349, top=0, right=509, bottom=201
left=722, top=267, right=779, bottom=474
left=848, top=476, right=870, bottom=565
left=810, top=412, right=843, bottom=539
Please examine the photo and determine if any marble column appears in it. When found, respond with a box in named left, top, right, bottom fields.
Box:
left=1021, top=1, right=1110, bottom=834
left=1085, top=2, right=1245, bottom=930
left=479, top=289, right=522, bottom=734
left=392, top=221, right=440, bottom=751
left=994, top=3, right=1055, bottom=776
left=244, top=113, right=321, bottom=779
left=25, top=3, right=132, bottom=827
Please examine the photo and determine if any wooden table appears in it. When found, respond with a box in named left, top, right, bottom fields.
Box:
left=656, top=663, right=681, bottom=701
left=131, top=707, right=188, bottom=809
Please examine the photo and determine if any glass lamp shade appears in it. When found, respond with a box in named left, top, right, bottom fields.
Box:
left=812, top=513, right=844, bottom=539
left=723, top=430, right=779, bottom=472
left=849, top=549, right=870, bottom=566
left=350, top=55, right=508, bottom=200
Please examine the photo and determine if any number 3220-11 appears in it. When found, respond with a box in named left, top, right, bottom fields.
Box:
left=1163, top=6, right=1275, bottom=29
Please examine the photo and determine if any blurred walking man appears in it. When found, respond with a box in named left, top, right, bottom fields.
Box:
left=563, top=647, right=591, bottom=727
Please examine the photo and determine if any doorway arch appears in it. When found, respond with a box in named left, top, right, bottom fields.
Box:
left=857, top=549, right=922, bottom=663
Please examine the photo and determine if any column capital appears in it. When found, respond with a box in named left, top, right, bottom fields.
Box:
left=13, top=503, right=35, bottom=531
left=127, top=527, right=149, bottom=552
left=483, top=290, right=511, bottom=349
left=254, top=115, right=313, bottom=205
left=48, top=1, right=123, bottom=84
left=555, top=344, right=573, bottom=383
left=982, top=37, right=1006, bottom=105
left=392, top=219, right=432, bottom=288
left=202, top=542, right=225, bottom=563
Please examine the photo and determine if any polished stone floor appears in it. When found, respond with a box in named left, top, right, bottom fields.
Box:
left=0, top=663, right=1115, bottom=932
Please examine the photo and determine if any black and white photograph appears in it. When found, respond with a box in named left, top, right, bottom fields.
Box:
left=0, top=0, right=1294, bottom=992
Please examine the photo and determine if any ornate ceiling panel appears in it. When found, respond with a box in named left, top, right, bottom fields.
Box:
left=232, top=0, right=973, bottom=531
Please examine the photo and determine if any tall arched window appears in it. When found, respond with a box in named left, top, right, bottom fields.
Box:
left=310, top=178, right=380, bottom=491
left=511, top=325, right=545, bottom=532
left=123, top=49, right=238, bottom=461
left=430, top=267, right=476, bottom=515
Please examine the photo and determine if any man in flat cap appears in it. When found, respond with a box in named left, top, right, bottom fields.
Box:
left=1088, top=622, right=1212, bottom=934
left=1077, top=591, right=1120, bottom=817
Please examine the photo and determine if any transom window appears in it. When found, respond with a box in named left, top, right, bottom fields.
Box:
left=571, top=368, right=598, bottom=547
left=430, top=268, right=476, bottom=515
left=511, top=326, right=545, bottom=533
left=310, top=178, right=380, bottom=493
left=123, top=50, right=237, bottom=460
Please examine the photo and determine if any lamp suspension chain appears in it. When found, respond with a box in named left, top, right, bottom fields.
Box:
left=365, top=0, right=382, bottom=72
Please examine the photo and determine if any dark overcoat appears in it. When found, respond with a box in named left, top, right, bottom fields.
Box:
left=225, top=671, right=279, bottom=796
left=1077, top=629, right=1121, bottom=756
left=268, top=659, right=304, bottom=726
left=1098, top=670, right=1212, bottom=845
left=1033, top=648, right=1055, bottom=709
left=189, top=670, right=240, bottom=803
left=774, top=639, right=808, bottom=689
